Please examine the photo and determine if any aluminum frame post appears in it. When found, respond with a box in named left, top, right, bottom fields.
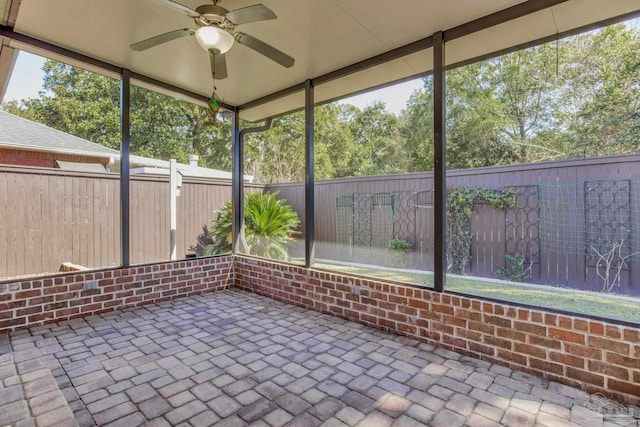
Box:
left=305, top=80, right=315, bottom=268
left=120, top=69, right=131, bottom=267
left=433, top=31, right=446, bottom=292
left=231, top=110, right=242, bottom=254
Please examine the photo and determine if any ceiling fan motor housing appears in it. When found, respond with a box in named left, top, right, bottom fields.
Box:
left=195, top=4, right=229, bottom=26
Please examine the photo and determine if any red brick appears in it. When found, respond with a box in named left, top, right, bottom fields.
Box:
left=444, top=335, right=467, bottom=349
left=564, top=343, right=602, bottom=360
left=549, top=351, right=585, bottom=369
left=566, top=367, right=605, bottom=387
left=573, top=319, right=589, bottom=332
left=590, top=321, right=605, bottom=335
left=589, top=336, right=629, bottom=355
left=485, top=335, right=512, bottom=350
left=623, top=328, right=640, bottom=343
left=549, top=327, right=585, bottom=345
left=482, top=302, right=493, bottom=314
left=558, top=317, right=572, bottom=329
left=0, top=317, right=26, bottom=329
left=16, top=306, right=42, bottom=316
left=514, top=342, right=547, bottom=359
left=514, top=321, right=546, bottom=336
left=497, top=349, right=526, bottom=365
left=456, top=328, right=482, bottom=341
left=588, top=360, right=629, bottom=381
left=468, top=341, right=494, bottom=356
left=530, top=312, right=543, bottom=322
left=456, top=308, right=481, bottom=321
left=529, top=358, right=563, bottom=375
left=16, top=290, right=41, bottom=299
left=496, top=328, right=526, bottom=343
left=408, top=299, right=429, bottom=310
left=606, top=352, right=640, bottom=369
left=468, top=321, right=494, bottom=335
left=529, top=335, right=561, bottom=349
left=433, top=304, right=454, bottom=315
left=607, top=379, right=640, bottom=397
left=484, top=315, right=512, bottom=328
left=605, top=325, right=622, bottom=339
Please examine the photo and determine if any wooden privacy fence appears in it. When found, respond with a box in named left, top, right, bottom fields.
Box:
left=0, top=165, right=262, bottom=279
left=4, top=153, right=640, bottom=294
left=266, top=153, right=640, bottom=296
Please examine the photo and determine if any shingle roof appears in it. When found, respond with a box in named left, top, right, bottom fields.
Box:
left=0, top=110, right=119, bottom=158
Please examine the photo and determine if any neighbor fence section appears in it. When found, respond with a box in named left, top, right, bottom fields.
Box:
left=266, top=153, right=640, bottom=295
left=0, top=165, right=121, bottom=277
left=0, top=165, right=259, bottom=278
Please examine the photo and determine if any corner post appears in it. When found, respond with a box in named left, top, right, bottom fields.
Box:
left=120, top=68, right=131, bottom=267
left=433, top=31, right=446, bottom=292
left=305, top=80, right=315, bottom=268
left=231, top=109, right=242, bottom=254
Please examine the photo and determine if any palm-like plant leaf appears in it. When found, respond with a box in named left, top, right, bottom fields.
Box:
left=205, top=191, right=300, bottom=260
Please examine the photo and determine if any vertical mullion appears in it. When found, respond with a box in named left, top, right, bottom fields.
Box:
left=433, top=31, right=446, bottom=292
left=305, top=80, right=315, bottom=268
left=120, top=69, right=131, bottom=268
left=232, top=110, right=242, bottom=254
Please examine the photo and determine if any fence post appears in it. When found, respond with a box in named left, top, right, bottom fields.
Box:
left=169, top=159, right=181, bottom=260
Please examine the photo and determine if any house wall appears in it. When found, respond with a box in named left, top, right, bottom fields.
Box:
left=0, top=148, right=110, bottom=168
left=0, top=255, right=233, bottom=333
left=235, top=256, right=640, bottom=406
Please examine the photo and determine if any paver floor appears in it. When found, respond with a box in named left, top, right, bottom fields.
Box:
left=1, top=289, right=639, bottom=426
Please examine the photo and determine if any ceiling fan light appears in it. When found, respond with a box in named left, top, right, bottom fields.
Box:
left=195, top=27, right=234, bottom=53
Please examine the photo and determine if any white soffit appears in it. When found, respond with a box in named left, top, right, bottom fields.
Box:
left=446, top=0, right=640, bottom=66
left=244, top=0, right=640, bottom=121
left=242, top=49, right=434, bottom=122
left=8, top=0, right=640, bottom=122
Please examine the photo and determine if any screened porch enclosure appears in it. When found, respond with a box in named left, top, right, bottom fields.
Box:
left=1, top=1, right=640, bottom=425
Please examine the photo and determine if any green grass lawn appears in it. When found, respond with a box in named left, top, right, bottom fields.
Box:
left=314, top=262, right=640, bottom=323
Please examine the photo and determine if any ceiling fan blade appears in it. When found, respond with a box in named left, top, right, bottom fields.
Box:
left=147, top=0, right=199, bottom=17
left=236, top=33, right=294, bottom=68
left=210, top=51, right=228, bottom=80
left=130, top=29, right=193, bottom=51
left=225, top=4, right=276, bottom=25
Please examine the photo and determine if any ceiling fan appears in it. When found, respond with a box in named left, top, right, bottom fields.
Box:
left=131, top=0, right=295, bottom=80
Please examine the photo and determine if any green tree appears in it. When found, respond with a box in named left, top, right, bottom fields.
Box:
left=347, top=101, right=407, bottom=176
left=563, top=25, right=640, bottom=157
left=399, top=79, right=434, bottom=172
left=3, top=60, right=232, bottom=170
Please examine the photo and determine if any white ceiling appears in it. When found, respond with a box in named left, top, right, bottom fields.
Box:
left=5, top=0, right=640, bottom=121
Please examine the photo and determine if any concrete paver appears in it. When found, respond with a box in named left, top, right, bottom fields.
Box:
left=1, top=289, right=639, bottom=426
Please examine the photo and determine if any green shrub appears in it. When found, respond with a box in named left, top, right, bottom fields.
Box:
left=386, top=238, right=412, bottom=268
left=495, top=253, right=531, bottom=282
left=204, top=191, right=300, bottom=260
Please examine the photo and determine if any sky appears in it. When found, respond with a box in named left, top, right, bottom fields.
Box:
left=3, top=50, right=423, bottom=116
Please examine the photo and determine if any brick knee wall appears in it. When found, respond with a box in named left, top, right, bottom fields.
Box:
left=234, top=256, right=640, bottom=406
left=0, top=255, right=233, bottom=333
